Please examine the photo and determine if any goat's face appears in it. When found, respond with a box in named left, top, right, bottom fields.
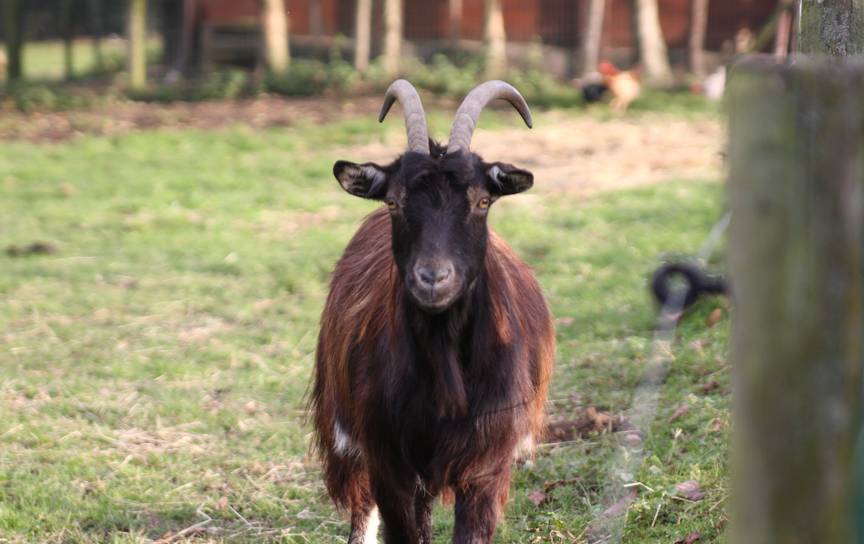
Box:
left=332, top=79, right=534, bottom=312
left=333, top=150, right=533, bottom=313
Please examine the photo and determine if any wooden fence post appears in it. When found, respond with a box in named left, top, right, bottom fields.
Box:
left=581, top=0, right=606, bottom=76
left=483, top=0, right=507, bottom=79
left=61, top=0, right=75, bottom=80
left=689, top=0, right=709, bottom=77
left=261, top=0, right=290, bottom=75
left=4, top=0, right=24, bottom=82
left=383, top=0, right=402, bottom=78
left=773, top=6, right=792, bottom=59
left=127, top=0, right=148, bottom=90
left=448, top=0, right=463, bottom=46
left=354, top=0, right=372, bottom=73
left=632, top=0, right=672, bottom=84
left=88, top=0, right=105, bottom=72
left=728, top=56, right=864, bottom=543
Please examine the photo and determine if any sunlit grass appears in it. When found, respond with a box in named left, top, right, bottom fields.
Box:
left=2, top=38, right=161, bottom=82
left=0, top=112, right=728, bottom=542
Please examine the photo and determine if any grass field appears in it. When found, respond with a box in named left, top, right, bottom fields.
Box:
left=3, top=39, right=161, bottom=82
left=0, top=108, right=729, bottom=542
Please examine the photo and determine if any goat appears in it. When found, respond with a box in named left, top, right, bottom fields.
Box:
left=310, top=80, right=555, bottom=544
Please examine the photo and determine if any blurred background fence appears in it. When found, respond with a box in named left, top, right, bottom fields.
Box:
left=1, top=0, right=785, bottom=81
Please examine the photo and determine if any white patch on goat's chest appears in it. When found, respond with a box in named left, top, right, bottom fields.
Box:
left=333, top=421, right=360, bottom=457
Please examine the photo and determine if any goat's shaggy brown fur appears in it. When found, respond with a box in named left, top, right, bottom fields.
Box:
left=311, top=206, right=554, bottom=542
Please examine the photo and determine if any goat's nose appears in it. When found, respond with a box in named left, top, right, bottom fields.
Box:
left=415, top=263, right=454, bottom=289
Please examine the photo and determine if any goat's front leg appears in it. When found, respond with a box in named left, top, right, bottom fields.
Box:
left=415, top=487, right=435, bottom=544
left=452, top=467, right=511, bottom=544
left=371, top=473, right=421, bottom=544
left=348, top=499, right=379, bottom=544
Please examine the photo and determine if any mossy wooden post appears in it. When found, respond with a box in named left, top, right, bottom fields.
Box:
left=728, top=56, right=864, bottom=543
left=127, top=0, right=147, bottom=90
left=800, top=0, right=864, bottom=55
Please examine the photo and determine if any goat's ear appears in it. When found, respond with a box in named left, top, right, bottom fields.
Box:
left=333, top=160, right=389, bottom=200
left=486, top=162, right=534, bottom=196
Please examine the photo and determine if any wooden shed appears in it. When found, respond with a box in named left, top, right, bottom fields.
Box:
left=190, top=0, right=779, bottom=67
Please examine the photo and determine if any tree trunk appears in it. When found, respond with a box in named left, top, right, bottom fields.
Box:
left=310, top=0, right=323, bottom=44
left=127, top=0, right=147, bottom=90
left=383, top=0, right=402, bottom=78
left=789, top=4, right=799, bottom=52
left=689, top=0, right=709, bottom=77
left=742, top=0, right=794, bottom=54
left=88, top=0, right=105, bottom=72
left=582, top=0, right=606, bottom=75
left=355, top=0, right=372, bottom=72
left=261, top=0, right=290, bottom=74
left=774, top=7, right=792, bottom=59
left=177, top=0, right=196, bottom=77
left=632, top=0, right=672, bottom=84
left=799, top=0, right=864, bottom=55
left=160, top=0, right=181, bottom=68
left=163, top=0, right=195, bottom=81
left=4, top=0, right=24, bottom=82
left=61, top=0, right=75, bottom=80
left=449, top=0, right=463, bottom=46
left=483, top=0, right=506, bottom=79
left=728, top=55, right=864, bottom=544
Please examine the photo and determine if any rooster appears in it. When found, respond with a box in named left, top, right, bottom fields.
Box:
left=598, top=61, right=641, bottom=112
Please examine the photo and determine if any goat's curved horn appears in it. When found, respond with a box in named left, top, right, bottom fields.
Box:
left=447, top=80, right=532, bottom=154
left=378, top=79, right=430, bottom=154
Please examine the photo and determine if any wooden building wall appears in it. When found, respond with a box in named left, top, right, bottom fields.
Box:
left=197, top=0, right=779, bottom=52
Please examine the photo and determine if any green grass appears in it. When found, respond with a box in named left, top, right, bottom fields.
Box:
left=6, top=38, right=160, bottom=82
left=0, top=110, right=729, bottom=542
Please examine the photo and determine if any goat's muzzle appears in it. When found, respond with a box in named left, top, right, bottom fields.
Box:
left=407, top=259, right=460, bottom=313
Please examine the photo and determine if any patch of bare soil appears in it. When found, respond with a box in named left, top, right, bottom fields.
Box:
left=2, top=96, right=723, bottom=196
left=345, top=110, right=725, bottom=196
left=0, top=95, right=393, bottom=142
left=475, top=111, right=724, bottom=194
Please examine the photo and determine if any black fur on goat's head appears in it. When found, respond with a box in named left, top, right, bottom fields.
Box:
left=333, top=80, right=534, bottom=313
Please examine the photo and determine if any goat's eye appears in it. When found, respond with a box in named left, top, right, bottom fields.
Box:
left=387, top=200, right=397, bottom=210
left=477, top=197, right=491, bottom=210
